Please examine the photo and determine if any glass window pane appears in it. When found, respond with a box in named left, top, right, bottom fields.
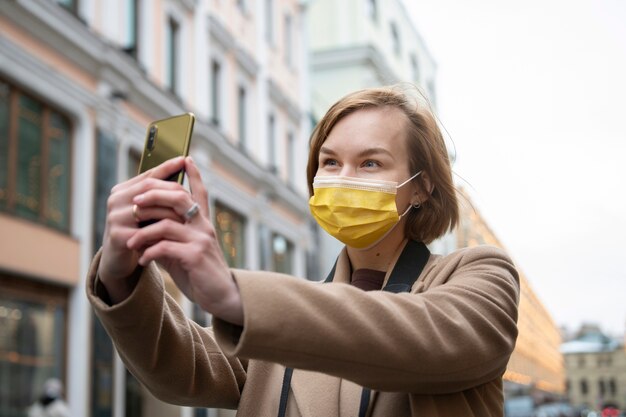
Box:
left=125, top=369, right=143, bottom=417
left=15, top=95, right=43, bottom=222
left=93, top=130, right=118, bottom=252
left=0, top=81, right=9, bottom=209
left=0, top=280, right=67, bottom=417
left=91, top=317, right=113, bottom=417
left=210, top=60, right=221, bottom=127
left=90, top=130, right=117, bottom=415
left=238, top=86, right=246, bottom=146
left=215, top=202, right=246, bottom=268
left=45, top=112, right=71, bottom=231
left=271, top=233, right=293, bottom=274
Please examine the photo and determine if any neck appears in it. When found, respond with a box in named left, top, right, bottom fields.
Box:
left=347, top=228, right=407, bottom=271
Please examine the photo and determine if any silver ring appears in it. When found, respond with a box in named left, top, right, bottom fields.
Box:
left=183, top=202, right=200, bottom=223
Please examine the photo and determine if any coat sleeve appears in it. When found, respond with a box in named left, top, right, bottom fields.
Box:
left=86, top=250, right=246, bottom=408
left=213, top=245, right=519, bottom=394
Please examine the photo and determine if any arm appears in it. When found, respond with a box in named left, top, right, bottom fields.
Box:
left=213, top=246, right=519, bottom=394
left=87, top=250, right=246, bottom=408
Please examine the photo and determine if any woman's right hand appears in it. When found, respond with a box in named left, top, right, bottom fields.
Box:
left=97, top=156, right=187, bottom=304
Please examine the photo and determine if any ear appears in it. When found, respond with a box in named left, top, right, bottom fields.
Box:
left=411, top=172, right=433, bottom=206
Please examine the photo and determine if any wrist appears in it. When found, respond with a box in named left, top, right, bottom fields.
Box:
left=97, top=265, right=142, bottom=305
left=205, top=273, right=244, bottom=326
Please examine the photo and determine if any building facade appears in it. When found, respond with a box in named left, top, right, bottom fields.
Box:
left=456, top=189, right=566, bottom=410
left=0, top=0, right=311, bottom=416
left=562, top=327, right=626, bottom=411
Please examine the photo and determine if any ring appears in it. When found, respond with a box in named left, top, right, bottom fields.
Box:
left=183, top=202, right=200, bottom=223
left=132, top=204, right=140, bottom=222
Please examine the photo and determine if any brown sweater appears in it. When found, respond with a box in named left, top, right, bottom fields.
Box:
left=87, top=242, right=520, bottom=417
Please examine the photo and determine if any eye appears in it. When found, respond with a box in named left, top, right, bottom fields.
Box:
left=321, top=158, right=338, bottom=167
left=362, top=160, right=381, bottom=169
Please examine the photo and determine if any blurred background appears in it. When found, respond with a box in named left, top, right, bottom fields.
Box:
left=0, top=0, right=624, bottom=417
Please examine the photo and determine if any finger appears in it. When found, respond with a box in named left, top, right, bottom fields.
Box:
left=131, top=206, right=185, bottom=225
left=132, top=188, right=193, bottom=219
left=137, top=240, right=186, bottom=267
left=185, top=157, right=209, bottom=216
left=110, top=157, right=180, bottom=194
left=127, top=218, right=190, bottom=251
left=147, top=156, right=186, bottom=180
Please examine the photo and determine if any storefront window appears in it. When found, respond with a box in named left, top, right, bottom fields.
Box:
left=0, top=79, right=72, bottom=232
left=0, top=274, right=67, bottom=417
left=214, top=202, right=246, bottom=268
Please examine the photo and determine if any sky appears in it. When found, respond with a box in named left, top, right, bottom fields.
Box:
left=405, top=0, right=626, bottom=336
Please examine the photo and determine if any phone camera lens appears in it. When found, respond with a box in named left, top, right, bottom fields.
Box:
left=148, top=126, right=157, bottom=150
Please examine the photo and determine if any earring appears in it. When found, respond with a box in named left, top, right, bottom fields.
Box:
left=412, top=202, right=421, bottom=209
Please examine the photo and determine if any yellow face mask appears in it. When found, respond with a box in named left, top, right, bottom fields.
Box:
left=309, top=172, right=422, bottom=249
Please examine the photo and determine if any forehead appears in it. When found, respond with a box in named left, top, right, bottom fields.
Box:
left=324, top=106, right=408, bottom=152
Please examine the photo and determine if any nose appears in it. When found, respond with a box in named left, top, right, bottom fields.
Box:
left=338, top=165, right=357, bottom=177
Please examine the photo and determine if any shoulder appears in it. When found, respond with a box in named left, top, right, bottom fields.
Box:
left=440, top=244, right=513, bottom=265
left=422, top=245, right=519, bottom=289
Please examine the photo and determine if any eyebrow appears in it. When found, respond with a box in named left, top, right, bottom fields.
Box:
left=319, top=146, right=394, bottom=159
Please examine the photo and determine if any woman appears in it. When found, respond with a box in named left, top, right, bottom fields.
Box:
left=87, top=87, right=519, bottom=416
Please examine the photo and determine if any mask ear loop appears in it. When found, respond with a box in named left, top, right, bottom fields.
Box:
left=397, top=171, right=423, bottom=218
left=396, top=170, right=422, bottom=189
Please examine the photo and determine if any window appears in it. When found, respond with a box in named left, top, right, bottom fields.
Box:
left=265, top=0, right=274, bottom=44
left=237, top=86, right=247, bottom=147
left=410, top=54, right=420, bottom=83
left=91, top=129, right=118, bottom=417
left=127, top=149, right=141, bottom=180
left=214, top=202, right=246, bottom=268
left=578, top=356, right=585, bottom=368
left=0, top=80, right=72, bottom=232
left=287, top=131, right=295, bottom=183
left=580, top=379, right=588, bottom=395
left=237, top=0, right=246, bottom=13
left=271, top=233, right=293, bottom=274
left=210, top=59, right=221, bottom=127
left=609, top=379, right=617, bottom=396
left=366, top=0, right=378, bottom=22
left=284, top=14, right=293, bottom=67
left=125, top=369, right=143, bottom=417
left=125, top=0, right=140, bottom=58
left=268, top=114, right=276, bottom=171
left=0, top=274, right=68, bottom=417
left=427, top=79, right=437, bottom=107
left=56, top=0, right=79, bottom=15
left=166, top=17, right=180, bottom=95
left=599, top=379, right=606, bottom=397
left=390, top=22, right=401, bottom=56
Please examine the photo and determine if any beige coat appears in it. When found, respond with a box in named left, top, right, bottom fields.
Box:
left=87, top=243, right=519, bottom=417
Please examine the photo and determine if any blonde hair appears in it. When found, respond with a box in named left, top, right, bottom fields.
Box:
left=307, top=86, right=459, bottom=243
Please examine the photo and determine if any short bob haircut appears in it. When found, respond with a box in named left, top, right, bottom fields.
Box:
left=306, top=86, right=459, bottom=244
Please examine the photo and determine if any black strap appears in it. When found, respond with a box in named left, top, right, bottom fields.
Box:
left=277, top=367, right=294, bottom=417
left=277, top=241, right=430, bottom=417
left=358, top=387, right=372, bottom=417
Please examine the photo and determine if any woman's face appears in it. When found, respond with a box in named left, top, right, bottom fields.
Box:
left=316, top=106, right=418, bottom=212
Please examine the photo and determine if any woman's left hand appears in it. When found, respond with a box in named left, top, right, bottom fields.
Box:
left=126, top=157, right=244, bottom=325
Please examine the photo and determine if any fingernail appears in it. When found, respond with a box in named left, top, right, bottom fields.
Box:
left=187, top=156, right=194, bottom=164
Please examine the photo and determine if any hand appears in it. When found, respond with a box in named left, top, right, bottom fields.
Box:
left=126, top=157, right=244, bottom=325
left=98, top=157, right=187, bottom=303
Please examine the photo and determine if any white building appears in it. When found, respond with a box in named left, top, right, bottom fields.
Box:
left=0, top=0, right=311, bottom=416
left=307, top=0, right=453, bottom=267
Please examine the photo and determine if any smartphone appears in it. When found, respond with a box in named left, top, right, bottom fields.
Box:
left=138, top=112, right=195, bottom=180
left=137, top=112, right=195, bottom=226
